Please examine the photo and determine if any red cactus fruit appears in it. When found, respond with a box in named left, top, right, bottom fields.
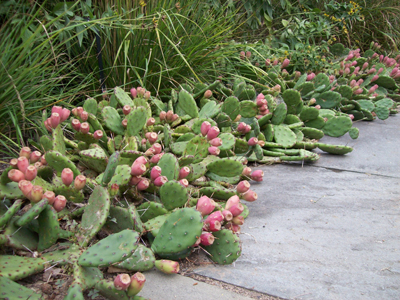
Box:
left=52, top=106, right=63, bottom=116
left=42, top=190, right=56, bottom=205
left=123, top=105, right=131, bottom=115
left=242, top=167, right=252, bottom=177
left=80, top=122, right=90, bottom=134
left=144, top=91, right=151, bottom=100
left=153, top=175, right=168, bottom=187
left=222, top=209, right=233, bottom=222
left=196, top=196, right=215, bottom=216
left=256, top=98, right=268, bottom=107
left=166, top=110, right=174, bottom=121
left=200, top=121, right=211, bottom=136
left=73, top=175, right=86, bottom=190
left=150, top=166, right=162, bottom=181
left=232, top=215, right=245, bottom=226
left=122, top=119, right=128, bottom=128
left=208, top=146, right=220, bottom=156
left=19, top=147, right=31, bottom=159
left=114, top=274, right=132, bottom=291
left=237, top=122, right=247, bottom=133
left=281, top=58, right=290, bottom=69
left=315, top=105, right=321, bottom=110
left=34, top=162, right=42, bottom=169
left=200, top=232, right=215, bottom=246
left=25, top=165, right=37, bottom=181
left=152, top=143, right=162, bottom=154
left=178, top=166, right=190, bottom=180
left=225, top=222, right=241, bottom=233
left=53, top=195, right=67, bottom=212
left=10, top=158, right=18, bottom=168
left=40, top=155, right=47, bottom=165
left=127, top=272, right=146, bottom=297
left=251, top=170, right=264, bottom=181
left=30, top=185, right=44, bottom=203
left=109, top=184, right=119, bottom=197
left=179, top=179, right=189, bottom=188
left=242, top=190, right=258, bottom=202
left=17, top=156, right=29, bottom=173
left=61, top=168, right=74, bottom=186
left=131, top=163, right=147, bottom=176
left=30, top=151, right=42, bottom=163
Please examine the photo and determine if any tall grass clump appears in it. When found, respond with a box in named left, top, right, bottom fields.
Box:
left=0, top=1, right=97, bottom=156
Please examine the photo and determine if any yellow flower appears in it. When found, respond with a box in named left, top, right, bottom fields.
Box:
left=139, top=0, right=146, bottom=7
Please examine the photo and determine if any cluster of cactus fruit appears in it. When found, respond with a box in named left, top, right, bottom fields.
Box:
left=0, top=42, right=399, bottom=298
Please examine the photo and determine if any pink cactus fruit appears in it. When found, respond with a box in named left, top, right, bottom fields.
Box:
left=71, top=119, right=81, bottom=131
left=40, top=155, right=47, bottom=165
left=80, top=111, right=89, bottom=122
left=242, top=167, right=252, bottom=176
left=19, top=147, right=31, bottom=159
left=130, top=88, right=137, bottom=98
left=179, top=179, right=189, bottom=188
left=205, top=211, right=224, bottom=224
left=137, top=178, right=150, bottom=191
left=242, top=190, right=258, bottom=202
left=114, top=274, right=132, bottom=291
left=134, top=156, right=148, bottom=165
left=17, top=156, right=29, bottom=173
left=93, top=130, right=103, bottom=140
left=137, top=87, right=145, bottom=97
left=200, top=232, right=215, bottom=246
left=25, top=165, right=37, bottom=181
left=159, top=111, right=167, bottom=121
left=196, top=196, right=216, bottom=216
left=315, top=105, right=321, bottom=110
left=237, top=122, right=247, bottom=133
left=236, top=180, right=250, bottom=194
left=18, top=180, right=33, bottom=198
left=51, top=112, right=61, bottom=128
left=53, top=195, right=67, bottom=212
left=152, top=143, right=162, bottom=154
left=228, top=203, right=244, bottom=217
left=150, top=166, right=162, bottom=181
left=204, top=90, right=212, bottom=98
left=30, top=185, right=44, bottom=203
left=178, top=166, right=190, bottom=180
left=371, top=75, right=379, bottom=82
left=200, top=121, right=211, bottom=136
left=247, top=137, right=258, bottom=146
left=251, top=170, right=264, bottom=182
left=281, top=58, right=290, bottom=69
left=153, top=175, right=168, bottom=187
left=61, top=168, right=74, bottom=186
left=123, top=105, right=131, bottom=115
left=225, top=222, right=241, bottom=233
left=30, top=151, right=42, bottom=163
left=166, top=110, right=174, bottom=121
left=353, top=88, right=363, bottom=95
left=206, top=126, right=220, bottom=140
left=110, top=183, right=120, bottom=197
left=222, top=210, right=233, bottom=222
left=9, top=158, right=18, bottom=168
left=154, top=260, right=180, bottom=274
left=208, top=146, right=220, bottom=156
left=146, top=117, right=156, bottom=126
left=60, top=108, right=70, bottom=122
left=144, top=91, right=151, bottom=100
left=147, top=132, right=158, bottom=144
left=127, top=272, right=146, bottom=297
left=208, top=219, right=221, bottom=232
left=51, top=105, right=63, bottom=116
left=80, top=122, right=90, bottom=134
left=131, top=163, right=147, bottom=177
left=349, top=114, right=354, bottom=120
left=74, top=175, right=86, bottom=190
left=150, top=153, right=163, bottom=164
left=209, top=138, right=222, bottom=147
left=9, top=169, right=25, bottom=182
left=42, top=190, right=56, bottom=205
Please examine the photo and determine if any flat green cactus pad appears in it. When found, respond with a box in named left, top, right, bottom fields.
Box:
left=205, top=229, right=241, bottom=265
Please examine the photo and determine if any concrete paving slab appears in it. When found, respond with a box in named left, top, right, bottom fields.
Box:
left=194, top=164, right=400, bottom=300
left=313, top=115, right=400, bottom=178
left=138, top=270, right=253, bottom=300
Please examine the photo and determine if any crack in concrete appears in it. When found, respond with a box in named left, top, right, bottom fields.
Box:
left=308, top=165, right=400, bottom=179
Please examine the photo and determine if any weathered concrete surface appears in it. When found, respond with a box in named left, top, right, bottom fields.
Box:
left=138, top=270, right=253, bottom=300
left=194, top=115, right=400, bottom=300
left=313, top=115, right=400, bottom=178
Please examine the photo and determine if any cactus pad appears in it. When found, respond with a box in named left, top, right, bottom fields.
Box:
left=115, top=244, right=155, bottom=271
left=322, top=116, right=353, bottom=137
left=206, top=158, right=244, bottom=177
left=78, top=229, right=139, bottom=267
left=160, top=180, right=188, bottom=210
left=273, top=125, right=297, bottom=148
left=204, top=229, right=241, bottom=265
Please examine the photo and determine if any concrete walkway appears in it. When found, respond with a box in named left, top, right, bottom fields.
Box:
left=141, top=116, right=400, bottom=300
